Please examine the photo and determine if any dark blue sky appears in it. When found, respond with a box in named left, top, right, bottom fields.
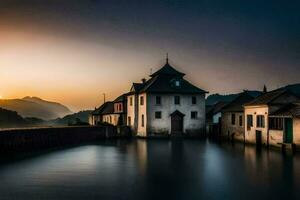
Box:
left=0, top=0, right=300, bottom=109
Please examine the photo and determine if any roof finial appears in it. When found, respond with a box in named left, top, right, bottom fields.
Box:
left=166, top=53, right=169, bottom=64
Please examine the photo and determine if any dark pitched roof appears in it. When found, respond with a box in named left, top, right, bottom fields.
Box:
left=128, top=61, right=207, bottom=94
left=91, top=102, right=111, bottom=115
left=101, top=102, right=114, bottom=115
left=222, top=91, right=261, bottom=112
left=150, top=62, right=185, bottom=77
left=206, top=101, right=228, bottom=117
left=139, top=73, right=207, bottom=94
left=245, top=89, right=292, bottom=106
left=113, top=94, right=127, bottom=103
left=270, top=103, right=300, bottom=117
left=91, top=101, right=114, bottom=115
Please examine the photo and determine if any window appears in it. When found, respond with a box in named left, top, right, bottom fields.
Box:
left=141, top=114, right=144, bottom=127
left=128, top=116, right=131, bottom=126
left=239, top=115, right=243, bottom=126
left=175, top=80, right=180, bottom=86
left=192, top=96, right=197, bottom=104
left=140, top=96, right=144, bottom=105
left=247, top=115, right=253, bottom=129
left=155, top=111, right=162, bottom=119
left=191, top=111, right=198, bottom=119
left=174, top=96, right=180, bottom=105
left=256, top=115, right=265, bottom=128
left=130, top=97, right=133, bottom=106
left=231, top=114, right=236, bottom=125
left=156, top=96, right=161, bottom=105
left=269, top=117, right=283, bottom=130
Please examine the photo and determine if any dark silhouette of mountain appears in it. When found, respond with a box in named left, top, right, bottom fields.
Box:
left=282, top=83, right=300, bottom=96
left=0, top=108, right=45, bottom=128
left=49, top=110, right=92, bottom=126
left=0, top=96, right=72, bottom=120
left=206, top=91, right=262, bottom=105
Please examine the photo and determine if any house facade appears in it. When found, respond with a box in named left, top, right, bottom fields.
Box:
left=89, top=94, right=127, bottom=126
left=221, top=91, right=262, bottom=142
left=127, top=59, right=207, bottom=137
left=268, top=103, right=300, bottom=148
left=244, top=89, right=300, bottom=147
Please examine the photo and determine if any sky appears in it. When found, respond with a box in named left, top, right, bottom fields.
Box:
left=0, top=0, right=299, bottom=111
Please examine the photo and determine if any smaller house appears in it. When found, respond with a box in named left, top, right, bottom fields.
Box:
left=206, top=101, right=228, bottom=137
left=244, top=89, right=300, bottom=147
left=89, top=94, right=127, bottom=126
left=268, top=103, right=300, bottom=148
left=221, top=91, right=262, bottom=142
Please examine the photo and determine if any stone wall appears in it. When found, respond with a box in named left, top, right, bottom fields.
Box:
left=0, top=126, right=130, bottom=153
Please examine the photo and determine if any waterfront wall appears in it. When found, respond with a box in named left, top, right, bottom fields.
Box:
left=0, top=126, right=131, bottom=153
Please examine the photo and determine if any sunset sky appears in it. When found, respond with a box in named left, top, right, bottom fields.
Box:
left=0, top=0, right=299, bottom=111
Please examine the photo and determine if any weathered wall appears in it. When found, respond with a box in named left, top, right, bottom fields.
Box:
left=221, top=112, right=245, bottom=142
left=89, top=115, right=102, bottom=125
left=103, top=114, right=120, bottom=126
left=127, top=94, right=139, bottom=133
left=146, top=93, right=205, bottom=136
left=269, top=130, right=283, bottom=147
left=137, top=93, right=147, bottom=136
left=294, top=118, right=300, bottom=148
left=213, top=112, right=221, bottom=124
left=244, top=106, right=269, bottom=145
left=0, top=126, right=119, bottom=153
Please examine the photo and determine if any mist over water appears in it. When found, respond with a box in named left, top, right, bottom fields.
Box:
left=0, top=139, right=299, bottom=200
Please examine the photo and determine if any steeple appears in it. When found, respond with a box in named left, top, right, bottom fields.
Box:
left=263, top=85, right=267, bottom=93
left=166, top=53, right=169, bottom=64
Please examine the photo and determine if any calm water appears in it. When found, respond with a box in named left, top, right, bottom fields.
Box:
left=0, top=139, right=299, bottom=200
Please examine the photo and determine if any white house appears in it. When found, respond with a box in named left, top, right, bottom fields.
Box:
left=127, top=58, right=208, bottom=137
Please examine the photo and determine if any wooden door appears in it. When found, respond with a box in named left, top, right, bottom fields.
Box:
left=284, top=118, right=293, bottom=143
left=256, top=130, right=262, bottom=147
left=171, top=114, right=183, bottom=134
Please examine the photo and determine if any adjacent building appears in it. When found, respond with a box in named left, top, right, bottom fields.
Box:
left=221, top=91, right=262, bottom=142
left=206, top=101, right=228, bottom=137
left=268, top=103, right=300, bottom=148
left=89, top=94, right=127, bottom=126
left=244, top=89, right=300, bottom=147
left=127, top=59, right=208, bottom=137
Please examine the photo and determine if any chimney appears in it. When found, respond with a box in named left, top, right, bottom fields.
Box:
left=141, top=78, right=146, bottom=84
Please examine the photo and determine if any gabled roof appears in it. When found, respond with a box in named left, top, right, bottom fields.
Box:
left=113, top=94, right=127, bottom=103
left=150, top=62, right=185, bottom=77
left=222, top=91, right=262, bottom=112
left=245, top=89, right=295, bottom=106
left=139, top=73, right=207, bottom=94
left=206, top=101, right=228, bottom=117
left=270, top=103, right=300, bottom=117
left=91, top=101, right=112, bottom=115
left=100, top=102, right=114, bottom=115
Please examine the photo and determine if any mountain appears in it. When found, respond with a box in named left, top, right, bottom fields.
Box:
left=206, top=91, right=262, bottom=106
left=0, top=108, right=45, bottom=128
left=0, top=96, right=72, bottom=120
left=282, top=83, right=300, bottom=96
left=49, top=110, right=92, bottom=126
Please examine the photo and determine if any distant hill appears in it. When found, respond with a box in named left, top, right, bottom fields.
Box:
left=282, top=83, right=300, bottom=96
left=49, top=110, right=92, bottom=126
left=0, top=108, right=45, bottom=128
left=206, top=93, right=238, bottom=106
left=0, top=96, right=72, bottom=120
left=206, top=91, right=262, bottom=106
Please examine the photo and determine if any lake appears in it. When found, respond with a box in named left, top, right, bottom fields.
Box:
left=0, top=139, right=299, bottom=200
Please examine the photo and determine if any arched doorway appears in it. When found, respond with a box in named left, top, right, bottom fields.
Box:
left=171, top=110, right=185, bottom=135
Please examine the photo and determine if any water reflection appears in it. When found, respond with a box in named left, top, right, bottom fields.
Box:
left=0, top=139, right=299, bottom=200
